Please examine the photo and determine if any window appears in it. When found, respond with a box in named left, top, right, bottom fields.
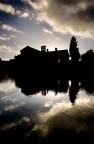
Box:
left=57, top=58, right=61, bottom=64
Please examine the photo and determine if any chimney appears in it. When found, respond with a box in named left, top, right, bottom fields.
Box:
left=55, top=48, right=58, bottom=51
left=41, top=45, right=46, bottom=52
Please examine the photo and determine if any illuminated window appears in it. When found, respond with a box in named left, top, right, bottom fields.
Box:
left=57, top=80, right=60, bottom=85
left=57, top=59, right=61, bottom=63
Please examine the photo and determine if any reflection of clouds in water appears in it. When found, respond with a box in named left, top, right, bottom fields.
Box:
left=44, top=102, right=52, bottom=107
left=18, top=117, right=30, bottom=123
left=0, top=96, right=8, bottom=101
left=0, top=80, right=15, bottom=93
left=4, top=102, right=25, bottom=111
left=0, top=122, right=17, bottom=131
left=0, top=116, right=31, bottom=131
left=0, top=80, right=26, bottom=113
left=33, top=96, right=94, bottom=137
left=0, top=96, right=12, bottom=102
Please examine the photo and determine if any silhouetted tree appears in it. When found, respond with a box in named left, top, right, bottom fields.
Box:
left=80, top=49, right=94, bottom=79
left=81, top=49, right=94, bottom=63
left=69, top=36, right=80, bottom=61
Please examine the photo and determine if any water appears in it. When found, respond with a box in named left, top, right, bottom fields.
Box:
left=0, top=79, right=94, bottom=144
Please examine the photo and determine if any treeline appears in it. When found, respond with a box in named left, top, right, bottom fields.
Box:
left=68, top=36, right=94, bottom=80
left=69, top=36, right=94, bottom=63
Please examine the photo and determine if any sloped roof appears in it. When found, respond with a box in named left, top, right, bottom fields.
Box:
left=21, top=46, right=40, bottom=54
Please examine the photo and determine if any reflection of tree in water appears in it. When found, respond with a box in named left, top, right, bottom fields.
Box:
left=41, top=90, right=47, bottom=96
left=69, top=80, right=80, bottom=104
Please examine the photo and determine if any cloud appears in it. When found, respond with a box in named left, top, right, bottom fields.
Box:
left=1, top=24, right=23, bottom=34
left=0, top=36, right=10, bottom=40
left=16, top=9, right=30, bottom=18
left=0, top=2, right=29, bottom=18
left=0, top=45, right=19, bottom=54
left=23, top=0, right=94, bottom=38
left=21, top=12, right=29, bottom=18
left=0, top=45, right=14, bottom=53
left=0, top=2, right=15, bottom=15
left=43, top=28, right=53, bottom=35
left=9, top=34, right=15, bottom=38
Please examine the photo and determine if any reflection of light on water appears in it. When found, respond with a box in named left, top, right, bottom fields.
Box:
left=68, top=80, right=71, bottom=86
left=68, top=81, right=81, bottom=87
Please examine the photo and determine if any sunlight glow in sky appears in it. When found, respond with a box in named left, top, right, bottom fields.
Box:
left=0, top=0, right=94, bottom=60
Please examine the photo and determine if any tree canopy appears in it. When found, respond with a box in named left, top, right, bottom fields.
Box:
left=81, top=49, right=94, bottom=63
left=69, top=36, right=80, bottom=61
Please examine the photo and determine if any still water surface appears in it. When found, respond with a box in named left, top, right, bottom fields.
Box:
left=0, top=79, right=94, bottom=143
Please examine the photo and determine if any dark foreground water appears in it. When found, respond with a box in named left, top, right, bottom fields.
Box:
left=0, top=79, right=94, bottom=144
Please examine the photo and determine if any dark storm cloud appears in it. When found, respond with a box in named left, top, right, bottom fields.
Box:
left=23, top=0, right=94, bottom=37
left=77, top=5, right=94, bottom=21
left=51, top=0, right=91, bottom=5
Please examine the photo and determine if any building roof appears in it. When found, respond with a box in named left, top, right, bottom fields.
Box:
left=21, top=46, right=40, bottom=54
left=45, top=49, right=69, bottom=57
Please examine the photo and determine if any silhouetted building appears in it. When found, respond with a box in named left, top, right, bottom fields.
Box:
left=21, top=46, right=40, bottom=55
left=19, top=46, right=69, bottom=65
left=11, top=46, right=69, bottom=74
left=45, top=48, right=69, bottom=65
left=41, top=45, right=46, bottom=52
left=40, top=46, right=69, bottom=69
left=5, top=45, right=69, bottom=81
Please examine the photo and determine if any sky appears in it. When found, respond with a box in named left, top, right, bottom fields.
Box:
left=0, top=0, right=94, bottom=60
